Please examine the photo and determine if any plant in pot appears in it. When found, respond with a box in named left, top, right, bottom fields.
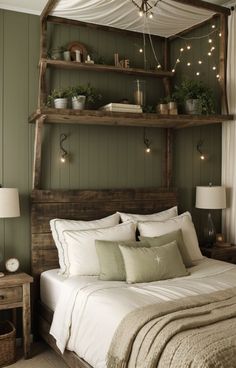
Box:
left=165, top=95, right=178, bottom=114
left=156, top=97, right=168, bottom=115
left=69, top=83, right=102, bottom=110
left=47, top=87, right=70, bottom=109
left=173, top=79, right=215, bottom=115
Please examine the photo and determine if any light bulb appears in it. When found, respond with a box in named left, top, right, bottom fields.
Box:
left=176, top=58, right=180, bottom=63
left=172, top=69, right=175, bottom=73
left=219, top=32, right=222, bottom=37
left=187, top=62, right=191, bottom=66
left=139, top=48, right=143, bottom=53
left=212, top=66, right=216, bottom=70
left=187, top=45, right=191, bottom=50
left=157, top=64, right=161, bottom=69
left=139, top=10, right=143, bottom=17
left=196, top=72, right=200, bottom=76
left=200, top=154, right=205, bottom=160
left=180, top=48, right=184, bottom=52
left=212, top=25, right=216, bottom=29
left=208, top=52, right=212, bottom=56
left=149, top=12, right=153, bottom=19
left=198, top=60, right=202, bottom=64
left=211, top=46, right=215, bottom=51
left=145, top=147, right=151, bottom=153
left=60, top=156, right=66, bottom=163
left=208, top=39, right=212, bottom=43
left=216, top=74, right=220, bottom=79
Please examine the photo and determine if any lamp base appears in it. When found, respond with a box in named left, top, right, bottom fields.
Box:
left=0, top=272, right=4, bottom=278
left=203, top=212, right=216, bottom=248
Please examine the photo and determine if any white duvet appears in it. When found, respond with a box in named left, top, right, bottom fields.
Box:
left=50, top=258, right=236, bottom=368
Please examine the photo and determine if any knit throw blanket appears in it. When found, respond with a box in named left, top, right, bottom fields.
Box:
left=107, top=288, right=236, bottom=368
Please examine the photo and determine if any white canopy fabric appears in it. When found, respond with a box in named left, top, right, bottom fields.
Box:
left=50, top=0, right=215, bottom=38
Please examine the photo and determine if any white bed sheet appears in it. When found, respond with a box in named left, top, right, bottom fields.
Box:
left=49, top=258, right=236, bottom=368
left=40, top=269, right=66, bottom=311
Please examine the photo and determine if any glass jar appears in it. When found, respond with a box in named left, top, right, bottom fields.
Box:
left=133, top=80, right=146, bottom=106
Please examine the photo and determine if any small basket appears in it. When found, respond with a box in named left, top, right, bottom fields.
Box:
left=0, top=321, right=16, bottom=367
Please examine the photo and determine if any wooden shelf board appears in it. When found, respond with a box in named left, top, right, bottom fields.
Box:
left=29, top=109, right=233, bottom=129
left=42, top=59, right=174, bottom=78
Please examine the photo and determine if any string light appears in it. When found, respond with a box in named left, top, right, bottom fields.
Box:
left=198, top=60, right=202, bottom=64
left=60, top=133, right=69, bottom=164
left=187, top=62, right=191, bottom=66
left=196, top=72, right=200, bottom=76
left=219, top=32, right=222, bottom=37
left=208, top=39, right=212, bottom=43
left=176, top=58, right=180, bottom=63
left=212, top=25, right=216, bottom=29
left=208, top=52, right=212, bottom=56
left=149, top=12, right=153, bottom=19
left=211, top=46, right=215, bottom=51
left=139, top=48, right=143, bottom=53
left=144, top=128, right=151, bottom=154
left=187, top=45, right=191, bottom=50
left=180, top=48, right=184, bottom=52
left=157, top=64, right=161, bottom=69
left=216, top=74, right=220, bottom=79
left=212, top=66, right=216, bottom=70
left=172, top=68, right=175, bottom=73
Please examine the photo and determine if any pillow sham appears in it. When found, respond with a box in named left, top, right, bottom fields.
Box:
left=138, top=212, right=203, bottom=262
left=63, top=221, right=136, bottom=276
left=139, top=229, right=193, bottom=267
left=117, top=206, right=178, bottom=223
left=50, top=213, right=120, bottom=274
left=119, top=241, right=188, bottom=284
left=95, top=240, right=149, bottom=281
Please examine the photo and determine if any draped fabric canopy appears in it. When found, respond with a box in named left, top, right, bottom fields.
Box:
left=50, top=0, right=215, bottom=37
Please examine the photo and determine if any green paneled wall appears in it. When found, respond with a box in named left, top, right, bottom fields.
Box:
left=0, top=9, right=222, bottom=272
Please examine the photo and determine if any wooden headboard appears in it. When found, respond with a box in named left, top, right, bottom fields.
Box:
left=31, top=188, right=177, bottom=280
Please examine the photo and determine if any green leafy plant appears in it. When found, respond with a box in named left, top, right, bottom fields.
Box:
left=68, top=83, right=102, bottom=105
left=173, top=79, right=215, bottom=114
left=47, top=87, right=70, bottom=106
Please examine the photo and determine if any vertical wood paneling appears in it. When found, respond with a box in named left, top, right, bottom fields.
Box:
left=0, top=10, right=4, bottom=268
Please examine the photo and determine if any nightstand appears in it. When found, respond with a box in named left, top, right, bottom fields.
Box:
left=0, top=273, right=33, bottom=358
left=200, top=245, right=236, bottom=264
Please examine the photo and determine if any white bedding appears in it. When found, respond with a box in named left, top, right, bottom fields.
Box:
left=49, top=258, right=236, bottom=368
left=40, top=269, right=66, bottom=311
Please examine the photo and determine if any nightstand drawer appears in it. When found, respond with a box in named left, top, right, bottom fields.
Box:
left=0, top=286, right=22, bottom=304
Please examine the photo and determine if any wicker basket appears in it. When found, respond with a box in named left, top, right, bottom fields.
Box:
left=0, top=321, right=16, bottom=367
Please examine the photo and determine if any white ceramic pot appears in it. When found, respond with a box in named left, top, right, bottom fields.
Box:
left=54, top=98, right=68, bottom=109
left=72, top=95, right=86, bottom=110
left=185, top=99, right=202, bottom=115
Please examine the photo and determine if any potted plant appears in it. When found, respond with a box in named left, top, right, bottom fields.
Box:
left=156, top=97, right=168, bottom=115
left=173, top=80, right=215, bottom=115
left=69, top=83, right=101, bottom=110
left=47, top=87, right=69, bottom=109
left=165, top=95, right=178, bottom=114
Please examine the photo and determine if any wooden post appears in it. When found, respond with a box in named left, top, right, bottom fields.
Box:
left=38, top=60, right=47, bottom=109
left=163, top=38, right=171, bottom=97
left=32, top=115, right=46, bottom=190
left=219, top=13, right=229, bottom=114
left=165, top=128, right=173, bottom=189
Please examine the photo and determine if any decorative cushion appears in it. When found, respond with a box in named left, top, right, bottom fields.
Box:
left=50, top=213, right=120, bottom=274
left=119, top=241, right=188, bottom=284
left=117, top=206, right=178, bottom=223
left=95, top=240, right=149, bottom=281
left=63, top=221, right=136, bottom=276
left=138, top=212, right=203, bottom=262
left=140, top=229, right=193, bottom=267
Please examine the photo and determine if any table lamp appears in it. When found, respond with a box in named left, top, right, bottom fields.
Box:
left=0, top=188, right=20, bottom=277
left=196, top=185, right=226, bottom=247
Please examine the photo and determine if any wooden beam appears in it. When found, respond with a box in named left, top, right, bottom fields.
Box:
left=219, top=13, right=229, bottom=114
left=165, top=129, right=173, bottom=188
left=163, top=38, right=171, bottom=97
left=32, top=115, right=46, bottom=190
left=38, top=60, right=47, bottom=109
left=40, top=0, right=59, bottom=21
left=172, top=0, right=230, bottom=16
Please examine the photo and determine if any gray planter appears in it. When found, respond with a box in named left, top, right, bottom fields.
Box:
left=185, top=99, right=202, bottom=115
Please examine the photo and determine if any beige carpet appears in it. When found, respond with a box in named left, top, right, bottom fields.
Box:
left=5, top=341, right=68, bottom=368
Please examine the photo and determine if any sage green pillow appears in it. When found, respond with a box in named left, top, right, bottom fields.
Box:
left=119, top=241, right=189, bottom=284
left=95, top=240, right=149, bottom=281
left=139, top=229, right=193, bottom=267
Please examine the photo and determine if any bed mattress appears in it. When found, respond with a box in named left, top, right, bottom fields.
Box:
left=43, top=258, right=236, bottom=368
left=40, top=269, right=66, bottom=311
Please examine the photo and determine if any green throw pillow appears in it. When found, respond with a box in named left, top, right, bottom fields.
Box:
left=139, top=229, right=193, bottom=267
left=119, top=241, right=189, bottom=284
left=95, top=240, right=149, bottom=281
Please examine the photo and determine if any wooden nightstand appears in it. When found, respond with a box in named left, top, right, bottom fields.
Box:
left=0, top=273, right=33, bottom=358
left=200, top=245, right=236, bottom=264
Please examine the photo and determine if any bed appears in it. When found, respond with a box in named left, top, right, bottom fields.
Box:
left=32, top=188, right=236, bottom=368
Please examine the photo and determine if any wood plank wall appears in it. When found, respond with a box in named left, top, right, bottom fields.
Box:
left=0, top=10, right=222, bottom=272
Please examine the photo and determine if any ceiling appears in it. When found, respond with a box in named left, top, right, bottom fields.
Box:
left=0, top=0, right=229, bottom=16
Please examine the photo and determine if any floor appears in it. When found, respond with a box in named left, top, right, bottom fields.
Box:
left=5, top=341, right=68, bottom=368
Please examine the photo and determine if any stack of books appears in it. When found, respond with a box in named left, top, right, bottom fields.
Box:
left=100, top=103, right=142, bottom=113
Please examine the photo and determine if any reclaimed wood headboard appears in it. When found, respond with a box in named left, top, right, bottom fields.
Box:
left=31, top=188, right=178, bottom=281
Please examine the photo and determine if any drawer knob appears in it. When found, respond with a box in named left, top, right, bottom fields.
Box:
left=0, top=295, right=4, bottom=300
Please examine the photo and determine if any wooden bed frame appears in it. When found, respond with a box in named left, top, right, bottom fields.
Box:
left=31, top=187, right=178, bottom=368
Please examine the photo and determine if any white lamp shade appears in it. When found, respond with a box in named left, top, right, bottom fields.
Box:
left=196, top=186, right=226, bottom=210
left=0, top=188, right=20, bottom=218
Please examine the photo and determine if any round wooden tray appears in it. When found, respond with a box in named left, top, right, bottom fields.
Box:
left=67, top=41, right=87, bottom=62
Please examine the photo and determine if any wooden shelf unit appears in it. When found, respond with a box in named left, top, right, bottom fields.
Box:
left=29, top=108, right=233, bottom=129
left=42, top=58, right=174, bottom=78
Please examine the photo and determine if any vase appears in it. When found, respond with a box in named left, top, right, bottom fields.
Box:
left=133, top=80, right=146, bottom=106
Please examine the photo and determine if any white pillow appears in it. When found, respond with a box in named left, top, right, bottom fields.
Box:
left=138, top=212, right=203, bottom=262
left=118, top=206, right=178, bottom=223
left=50, top=213, right=120, bottom=274
left=63, top=221, right=136, bottom=276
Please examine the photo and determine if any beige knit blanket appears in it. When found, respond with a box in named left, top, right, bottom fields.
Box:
left=107, top=288, right=236, bottom=368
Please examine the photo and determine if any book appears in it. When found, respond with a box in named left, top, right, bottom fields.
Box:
left=100, top=103, right=142, bottom=113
